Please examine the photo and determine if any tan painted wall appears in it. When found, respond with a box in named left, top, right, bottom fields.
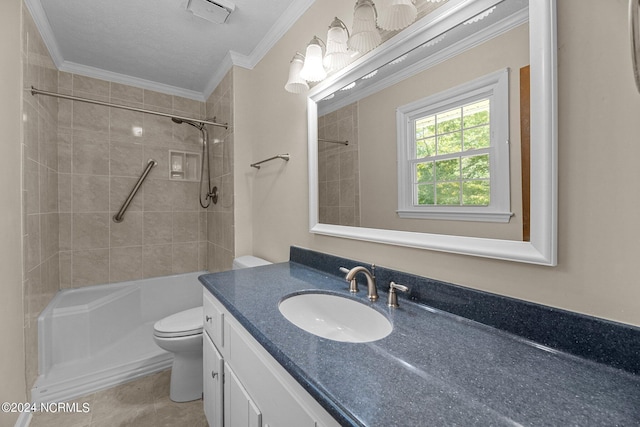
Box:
left=240, top=0, right=640, bottom=327
left=0, top=0, right=26, bottom=424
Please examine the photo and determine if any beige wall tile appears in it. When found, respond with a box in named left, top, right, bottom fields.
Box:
left=111, top=211, right=143, bottom=247
left=143, top=90, right=172, bottom=111
left=72, top=101, right=110, bottom=134
left=143, top=178, right=174, bottom=212
left=173, top=211, right=199, bottom=243
left=143, top=211, right=173, bottom=245
left=143, top=244, right=172, bottom=278
left=110, top=107, right=144, bottom=143
left=72, top=249, right=109, bottom=287
left=172, top=242, right=198, bottom=274
left=110, top=142, right=144, bottom=177
left=73, top=75, right=110, bottom=97
left=72, top=139, right=109, bottom=175
left=72, top=212, right=109, bottom=250
left=111, top=82, right=143, bottom=104
left=72, top=175, right=110, bottom=212
left=110, top=246, right=143, bottom=282
left=57, top=173, right=71, bottom=212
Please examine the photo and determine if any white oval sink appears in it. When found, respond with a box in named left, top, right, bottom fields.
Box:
left=278, top=292, right=392, bottom=343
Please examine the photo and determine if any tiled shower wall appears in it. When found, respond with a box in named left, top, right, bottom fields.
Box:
left=206, top=70, right=235, bottom=272
left=22, top=4, right=60, bottom=389
left=318, top=102, right=361, bottom=226
left=56, top=74, right=209, bottom=287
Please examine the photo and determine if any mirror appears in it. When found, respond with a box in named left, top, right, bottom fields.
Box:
left=308, top=0, right=557, bottom=265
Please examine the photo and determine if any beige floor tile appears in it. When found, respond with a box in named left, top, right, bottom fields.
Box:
left=31, top=370, right=206, bottom=427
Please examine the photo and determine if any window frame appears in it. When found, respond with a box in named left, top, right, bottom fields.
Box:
left=396, top=68, right=513, bottom=222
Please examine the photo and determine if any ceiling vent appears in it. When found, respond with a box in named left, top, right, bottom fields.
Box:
left=186, top=0, right=235, bottom=24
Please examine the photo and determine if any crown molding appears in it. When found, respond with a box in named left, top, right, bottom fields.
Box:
left=24, top=0, right=64, bottom=69
left=59, top=61, right=207, bottom=101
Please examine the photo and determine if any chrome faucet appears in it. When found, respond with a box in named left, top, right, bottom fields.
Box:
left=341, top=265, right=378, bottom=301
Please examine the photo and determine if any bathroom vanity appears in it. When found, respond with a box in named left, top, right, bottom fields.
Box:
left=199, top=248, right=640, bottom=426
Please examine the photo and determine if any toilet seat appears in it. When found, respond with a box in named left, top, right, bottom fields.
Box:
left=154, top=307, right=203, bottom=338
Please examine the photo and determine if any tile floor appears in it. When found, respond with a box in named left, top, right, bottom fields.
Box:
left=30, top=370, right=207, bottom=427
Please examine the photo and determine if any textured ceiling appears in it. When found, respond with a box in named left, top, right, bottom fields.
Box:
left=25, top=0, right=315, bottom=100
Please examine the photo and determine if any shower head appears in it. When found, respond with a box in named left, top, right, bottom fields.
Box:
left=171, top=117, right=204, bottom=130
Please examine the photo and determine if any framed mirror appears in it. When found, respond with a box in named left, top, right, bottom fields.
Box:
left=307, top=0, right=557, bottom=265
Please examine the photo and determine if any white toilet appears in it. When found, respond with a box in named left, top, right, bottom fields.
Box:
left=153, top=256, right=272, bottom=402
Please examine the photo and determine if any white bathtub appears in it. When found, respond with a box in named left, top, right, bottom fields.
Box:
left=32, top=272, right=205, bottom=404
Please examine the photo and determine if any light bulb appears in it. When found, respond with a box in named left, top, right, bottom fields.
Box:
left=300, top=37, right=327, bottom=82
left=377, top=0, right=417, bottom=31
left=324, top=18, right=351, bottom=72
left=348, top=0, right=381, bottom=53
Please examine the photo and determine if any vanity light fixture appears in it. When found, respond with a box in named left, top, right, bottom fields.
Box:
left=348, top=0, right=381, bottom=53
left=376, top=0, right=418, bottom=31
left=284, top=52, right=309, bottom=94
left=299, top=36, right=327, bottom=82
left=324, top=18, right=351, bottom=72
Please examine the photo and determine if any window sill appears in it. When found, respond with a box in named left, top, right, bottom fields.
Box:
left=397, top=209, right=514, bottom=223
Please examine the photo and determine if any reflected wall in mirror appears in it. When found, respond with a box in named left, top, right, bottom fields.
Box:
left=308, top=0, right=557, bottom=265
left=318, top=0, right=528, bottom=241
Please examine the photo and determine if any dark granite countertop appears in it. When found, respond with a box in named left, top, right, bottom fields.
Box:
left=199, top=262, right=640, bottom=426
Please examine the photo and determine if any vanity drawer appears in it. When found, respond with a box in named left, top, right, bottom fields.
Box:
left=203, top=290, right=224, bottom=349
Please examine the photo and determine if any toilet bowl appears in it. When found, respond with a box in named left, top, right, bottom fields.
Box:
left=153, top=306, right=203, bottom=402
left=153, top=256, right=271, bottom=402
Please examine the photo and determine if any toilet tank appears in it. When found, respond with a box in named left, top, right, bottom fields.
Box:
left=232, top=256, right=272, bottom=270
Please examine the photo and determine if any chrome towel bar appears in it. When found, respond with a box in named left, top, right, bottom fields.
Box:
left=319, top=138, right=348, bottom=146
left=250, top=154, right=290, bottom=169
left=113, top=159, right=156, bottom=223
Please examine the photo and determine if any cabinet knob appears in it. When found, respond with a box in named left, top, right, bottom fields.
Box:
left=211, top=371, right=218, bottom=379
left=205, top=315, right=212, bottom=322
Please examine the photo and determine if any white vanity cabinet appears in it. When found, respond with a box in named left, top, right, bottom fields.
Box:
left=203, top=331, right=223, bottom=427
left=224, top=362, right=262, bottom=426
left=202, top=289, right=339, bottom=427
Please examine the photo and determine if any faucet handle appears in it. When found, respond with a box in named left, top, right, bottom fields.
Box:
left=388, top=281, right=409, bottom=308
left=339, top=267, right=358, bottom=293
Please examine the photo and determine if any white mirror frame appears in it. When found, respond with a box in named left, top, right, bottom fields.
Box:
left=308, top=0, right=557, bottom=266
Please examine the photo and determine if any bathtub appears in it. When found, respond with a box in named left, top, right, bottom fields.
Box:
left=32, top=272, right=205, bottom=404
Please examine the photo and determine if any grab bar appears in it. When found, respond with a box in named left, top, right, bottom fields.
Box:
left=250, top=154, right=290, bottom=169
left=631, top=0, right=640, bottom=92
left=113, top=159, right=157, bottom=223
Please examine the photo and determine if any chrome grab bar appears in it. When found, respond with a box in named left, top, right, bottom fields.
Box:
left=113, top=159, right=157, bottom=223
left=250, top=154, right=290, bottom=169
left=631, top=0, right=640, bottom=92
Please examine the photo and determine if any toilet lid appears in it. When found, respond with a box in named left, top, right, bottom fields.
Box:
left=154, top=306, right=203, bottom=338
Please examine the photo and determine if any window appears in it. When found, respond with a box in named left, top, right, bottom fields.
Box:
left=396, top=69, right=512, bottom=222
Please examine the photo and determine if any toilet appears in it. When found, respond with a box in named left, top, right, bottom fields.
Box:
left=153, top=256, right=272, bottom=402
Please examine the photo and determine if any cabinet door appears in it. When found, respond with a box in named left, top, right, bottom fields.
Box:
left=204, top=333, right=223, bottom=427
left=224, top=362, right=262, bottom=427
